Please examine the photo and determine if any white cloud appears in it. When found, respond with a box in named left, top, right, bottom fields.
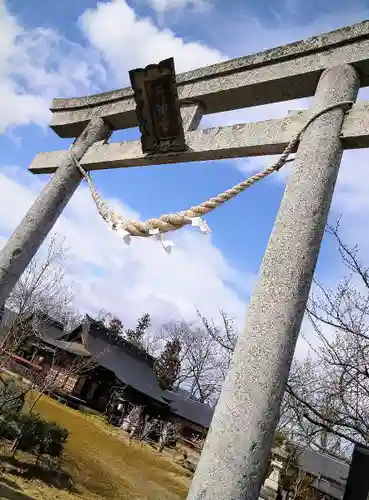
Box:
left=246, top=146, right=369, bottom=361
left=0, top=0, right=248, bottom=335
left=144, top=0, right=211, bottom=26
left=2, top=0, right=369, bottom=351
left=331, top=148, right=369, bottom=255
left=0, top=2, right=106, bottom=133
left=80, top=0, right=224, bottom=84
left=147, top=0, right=210, bottom=14
left=0, top=0, right=225, bottom=135
left=0, top=166, right=250, bottom=328
left=132, top=0, right=211, bottom=28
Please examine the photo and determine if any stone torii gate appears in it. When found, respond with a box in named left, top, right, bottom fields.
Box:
left=1, top=20, right=369, bottom=500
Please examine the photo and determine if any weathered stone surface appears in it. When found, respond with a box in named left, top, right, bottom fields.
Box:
left=180, top=103, right=204, bottom=131
left=0, top=118, right=112, bottom=309
left=51, top=20, right=369, bottom=112
left=49, top=21, right=369, bottom=137
left=185, top=64, right=359, bottom=500
left=129, top=57, right=187, bottom=155
left=30, top=101, right=369, bottom=174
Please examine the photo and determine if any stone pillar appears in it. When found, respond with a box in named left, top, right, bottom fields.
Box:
left=186, top=64, right=359, bottom=500
left=0, top=118, right=111, bottom=309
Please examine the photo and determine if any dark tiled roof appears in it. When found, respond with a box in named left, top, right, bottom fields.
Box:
left=274, top=445, right=349, bottom=499
left=0, top=308, right=18, bottom=328
left=311, top=477, right=345, bottom=499
left=84, top=315, right=156, bottom=364
left=83, top=320, right=167, bottom=404
left=17, top=314, right=214, bottom=428
left=61, top=325, right=84, bottom=342
left=0, top=307, right=65, bottom=339
left=164, top=390, right=214, bottom=428
left=38, top=335, right=90, bottom=357
left=0, top=327, right=8, bottom=340
left=33, top=312, right=64, bottom=335
left=296, top=446, right=349, bottom=487
left=82, top=318, right=215, bottom=427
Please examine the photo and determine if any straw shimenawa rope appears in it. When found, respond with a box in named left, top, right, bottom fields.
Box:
left=72, top=101, right=353, bottom=242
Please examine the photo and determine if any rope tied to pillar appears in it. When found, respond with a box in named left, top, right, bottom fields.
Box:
left=71, top=100, right=353, bottom=253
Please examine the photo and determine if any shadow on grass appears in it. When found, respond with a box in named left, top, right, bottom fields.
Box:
left=0, top=455, right=79, bottom=494
left=0, top=477, right=35, bottom=500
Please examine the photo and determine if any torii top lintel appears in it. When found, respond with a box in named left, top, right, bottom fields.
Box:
left=50, top=20, right=369, bottom=139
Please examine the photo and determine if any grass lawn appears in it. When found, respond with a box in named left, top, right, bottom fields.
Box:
left=0, top=394, right=190, bottom=500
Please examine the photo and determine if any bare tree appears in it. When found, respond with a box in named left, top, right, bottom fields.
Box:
left=192, top=223, right=369, bottom=456
left=159, top=319, right=229, bottom=405
left=0, top=235, right=85, bottom=410
left=199, top=309, right=238, bottom=382
left=288, top=468, right=316, bottom=500
left=276, top=443, right=317, bottom=500
left=199, top=310, right=237, bottom=353
left=195, top=313, right=309, bottom=440
left=285, top=221, right=369, bottom=457
left=1, top=235, right=76, bottom=373
left=96, top=310, right=123, bottom=334
left=6, top=234, right=75, bottom=320
left=62, top=310, right=84, bottom=333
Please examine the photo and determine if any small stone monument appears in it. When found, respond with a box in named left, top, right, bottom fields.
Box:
left=260, top=454, right=284, bottom=500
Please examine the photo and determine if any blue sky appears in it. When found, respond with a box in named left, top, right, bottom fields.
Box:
left=1, top=0, right=369, bottom=355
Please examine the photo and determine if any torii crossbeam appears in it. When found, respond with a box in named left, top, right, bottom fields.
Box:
left=1, top=20, right=369, bottom=500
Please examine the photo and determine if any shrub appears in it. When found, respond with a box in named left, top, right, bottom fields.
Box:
left=39, top=421, right=69, bottom=458
left=0, top=379, right=24, bottom=418
left=0, top=381, right=68, bottom=462
left=0, top=417, right=18, bottom=441
left=15, top=414, right=69, bottom=460
left=16, top=413, right=46, bottom=453
left=0, top=380, right=24, bottom=440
